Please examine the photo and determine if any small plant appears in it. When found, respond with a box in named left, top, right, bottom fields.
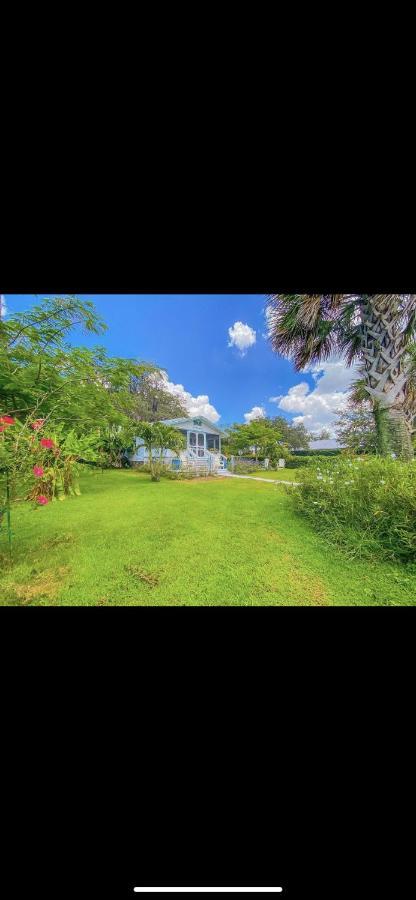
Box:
left=135, top=422, right=185, bottom=481
left=233, top=460, right=258, bottom=475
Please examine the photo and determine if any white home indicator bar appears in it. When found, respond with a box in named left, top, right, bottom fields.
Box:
left=133, top=890, right=283, bottom=894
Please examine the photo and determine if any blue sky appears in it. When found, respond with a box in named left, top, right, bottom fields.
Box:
left=2, top=295, right=357, bottom=432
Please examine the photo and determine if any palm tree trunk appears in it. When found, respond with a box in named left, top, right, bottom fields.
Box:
left=373, top=402, right=413, bottom=460
left=148, top=442, right=154, bottom=477
left=360, top=296, right=415, bottom=459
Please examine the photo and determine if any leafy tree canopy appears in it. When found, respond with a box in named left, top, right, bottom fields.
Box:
left=263, top=415, right=310, bottom=449
left=334, top=400, right=378, bottom=455
left=129, top=371, right=187, bottom=422
left=223, top=420, right=285, bottom=461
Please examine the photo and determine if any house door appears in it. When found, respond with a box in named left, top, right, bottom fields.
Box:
left=189, top=432, right=205, bottom=457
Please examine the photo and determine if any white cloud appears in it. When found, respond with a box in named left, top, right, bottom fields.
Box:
left=152, top=371, right=221, bottom=423
left=271, top=359, right=359, bottom=436
left=0, top=295, right=7, bottom=317
left=228, top=321, right=256, bottom=355
left=244, top=405, right=266, bottom=423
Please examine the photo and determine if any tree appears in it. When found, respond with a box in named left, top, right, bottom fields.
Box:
left=334, top=400, right=378, bottom=455
left=266, top=294, right=416, bottom=460
left=224, top=420, right=284, bottom=463
left=0, top=296, right=157, bottom=453
left=309, top=428, right=331, bottom=441
left=135, top=422, right=186, bottom=481
left=129, top=371, right=187, bottom=422
left=264, top=416, right=310, bottom=449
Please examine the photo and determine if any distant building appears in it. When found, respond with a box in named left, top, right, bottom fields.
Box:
left=308, top=438, right=345, bottom=451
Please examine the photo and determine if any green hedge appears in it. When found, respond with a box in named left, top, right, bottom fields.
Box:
left=292, top=448, right=342, bottom=457
left=285, top=457, right=313, bottom=469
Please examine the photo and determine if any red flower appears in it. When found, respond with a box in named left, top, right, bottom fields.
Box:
left=31, top=419, right=45, bottom=430
left=40, top=438, right=55, bottom=449
left=0, top=425, right=5, bottom=433
left=37, top=495, right=49, bottom=505
left=0, top=415, right=15, bottom=425
left=33, top=466, right=44, bottom=477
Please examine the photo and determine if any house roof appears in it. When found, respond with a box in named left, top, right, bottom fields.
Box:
left=161, top=417, right=225, bottom=435
left=308, top=439, right=345, bottom=450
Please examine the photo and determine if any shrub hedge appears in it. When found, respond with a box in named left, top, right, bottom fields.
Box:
left=292, top=448, right=342, bottom=457
left=287, top=456, right=416, bottom=562
left=232, top=460, right=258, bottom=474
left=285, top=456, right=313, bottom=469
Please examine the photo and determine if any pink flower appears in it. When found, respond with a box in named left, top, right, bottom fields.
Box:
left=33, top=466, right=44, bottom=477
left=40, top=438, right=54, bottom=449
left=0, top=415, right=16, bottom=425
left=31, top=419, right=45, bottom=430
left=37, top=495, right=49, bottom=505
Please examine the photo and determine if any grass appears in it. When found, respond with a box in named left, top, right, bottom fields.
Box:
left=1, top=469, right=416, bottom=606
left=248, top=469, right=299, bottom=481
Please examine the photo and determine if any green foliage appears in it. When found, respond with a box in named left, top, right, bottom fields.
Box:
left=135, top=422, right=186, bottom=480
left=292, top=449, right=341, bottom=457
left=129, top=371, right=188, bottom=422
left=224, top=420, right=286, bottom=462
left=285, top=456, right=314, bottom=469
left=309, top=428, right=331, bottom=440
left=232, top=460, right=258, bottom=474
left=0, top=295, right=155, bottom=438
left=334, top=401, right=378, bottom=455
left=264, top=416, right=310, bottom=450
left=289, top=456, right=416, bottom=561
left=0, top=418, right=103, bottom=505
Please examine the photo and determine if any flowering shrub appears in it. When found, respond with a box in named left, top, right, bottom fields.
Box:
left=288, top=456, right=416, bottom=562
left=0, top=416, right=16, bottom=426
left=1, top=415, right=100, bottom=507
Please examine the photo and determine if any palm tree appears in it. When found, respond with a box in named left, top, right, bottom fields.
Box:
left=266, top=294, right=416, bottom=460
left=136, top=422, right=185, bottom=480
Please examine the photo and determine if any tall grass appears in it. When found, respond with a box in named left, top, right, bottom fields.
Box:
left=288, top=456, right=416, bottom=562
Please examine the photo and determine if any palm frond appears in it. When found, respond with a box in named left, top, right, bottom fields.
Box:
left=266, top=294, right=347, bottom=366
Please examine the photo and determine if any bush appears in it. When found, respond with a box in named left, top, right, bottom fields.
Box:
left=285, top=456, right=314, bottom=469
left=287, top=456, right=416, bottom=562
left=292, top=448, right=342, bottom=457
left=232, top=460, right=258, bottom=474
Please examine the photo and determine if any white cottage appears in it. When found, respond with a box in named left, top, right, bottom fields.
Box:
left=130, top=417, right=227, bottom=474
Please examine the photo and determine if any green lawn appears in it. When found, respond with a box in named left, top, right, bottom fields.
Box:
left=1, top=469, right=415, bottom=605
left=248, top=468, right=299, bottom=481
